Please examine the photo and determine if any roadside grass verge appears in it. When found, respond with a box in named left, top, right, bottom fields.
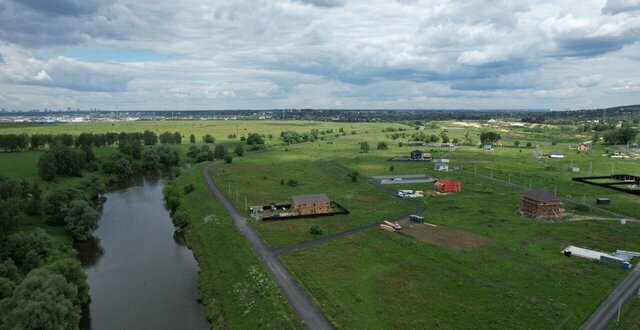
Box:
left=167, top=162, right=301, bottom=329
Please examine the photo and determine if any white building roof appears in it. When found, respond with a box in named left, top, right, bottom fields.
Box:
left=563, top=245, right=611, bottom=261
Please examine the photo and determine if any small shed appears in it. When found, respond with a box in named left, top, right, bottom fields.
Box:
left=549, top=151, right=566, bottom=158
left=249, top=206, right=264, bottom=214
left=482, top=144, right=493, bottom=151
left=410, top=215, right=424, bottom=224
left=410, top=150, right=424, bottom=160
left=519, top=189, right=563, bottom=219
left=434, top=180, right=461, bottom=193
left=434, top=162, right=449, bottom=171
left=292, top=194, right=331, bottom=216
left=596, top=198, right=611, bottom=205
left=577, top=143, right=591, bottom=151
left=568, top=167, right=580, bottom=173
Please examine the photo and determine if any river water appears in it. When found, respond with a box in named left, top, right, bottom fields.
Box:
left=76, top=173, right=209, bottom=330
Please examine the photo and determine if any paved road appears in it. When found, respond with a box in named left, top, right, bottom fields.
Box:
left=202, top=162, right=333, bottom=330
left=580, top=266, right=640, bottom=330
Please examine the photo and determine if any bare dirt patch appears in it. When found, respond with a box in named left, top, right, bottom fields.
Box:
left=396, top=219, right=491, bottom=251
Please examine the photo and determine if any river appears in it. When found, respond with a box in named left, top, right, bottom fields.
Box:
left=75, top=173, right=209, bottom=330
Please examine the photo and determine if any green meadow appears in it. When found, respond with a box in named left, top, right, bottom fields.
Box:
left=1, top=119, right=639, bottom=328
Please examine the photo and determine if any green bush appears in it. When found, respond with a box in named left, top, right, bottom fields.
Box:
left=310, top=224, right=327, bottom=236
left=184, top=183, right=195, bottom=194
left=172, top=208, right=190, bottom=228
left=574, top=204, right=590, bottom=212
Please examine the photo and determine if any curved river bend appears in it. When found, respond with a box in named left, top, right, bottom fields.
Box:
left=76, top=174, right=209, bottom=330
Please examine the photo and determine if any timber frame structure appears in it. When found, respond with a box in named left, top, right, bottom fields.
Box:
left=518, top=189, right=563, bottom=219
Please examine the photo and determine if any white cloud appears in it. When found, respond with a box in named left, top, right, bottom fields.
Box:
left=0, top=0, right=639, bottom=110
left=33, top=70, right=51, bottom=81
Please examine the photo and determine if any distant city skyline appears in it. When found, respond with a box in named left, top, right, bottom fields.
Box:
left=1, top=0, right=639, bottom=110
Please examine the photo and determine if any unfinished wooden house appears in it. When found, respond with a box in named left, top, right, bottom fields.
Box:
left=292, top=194, right=331, bottom=216
left=519, top=189, right=563, bottom=219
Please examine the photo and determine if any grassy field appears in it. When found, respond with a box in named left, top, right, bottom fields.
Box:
left=2, top=119, right=639, bottom=328
left=281, top=171, right=640, bottom=329
left=156, top=163, right=301, bottom=328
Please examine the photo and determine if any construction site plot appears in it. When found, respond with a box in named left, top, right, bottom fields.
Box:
left=396, top=218, right=491, bottom=251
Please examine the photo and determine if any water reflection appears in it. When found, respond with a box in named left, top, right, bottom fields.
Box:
left=75, top=237, right=105, bottom=268
left=77, top=171, right=208, bottom=330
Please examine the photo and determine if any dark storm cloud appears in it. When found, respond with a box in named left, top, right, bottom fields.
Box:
left=602, top=0, right=640, bottom=14
left=554, top=32, right=640, bottom=57
left=0, top=0, right=143, bottom=47
left=14, top=0, right=111, bottom=16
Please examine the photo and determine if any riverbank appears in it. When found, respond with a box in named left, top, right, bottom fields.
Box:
left=165, top=162, right=301, bottom=328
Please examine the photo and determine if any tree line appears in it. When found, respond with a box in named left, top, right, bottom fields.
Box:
left=0, top=130, right=185, bottom=153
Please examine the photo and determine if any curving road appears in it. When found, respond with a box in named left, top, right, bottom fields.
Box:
left=202, top=162, right=333, bottom=330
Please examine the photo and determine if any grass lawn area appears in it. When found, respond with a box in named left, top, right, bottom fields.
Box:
left=208, top=133, right=414, bottom=247
left=0, top=150, right=44, bottom=178
left=168, top=163, right=301, bottom=328
left=281, top=171, right=640, bottom=329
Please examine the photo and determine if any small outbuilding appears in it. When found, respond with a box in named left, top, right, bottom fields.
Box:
left=433, top=159, right=449, bottom=171
left=577, top=143, right=591, bottom=151
left=410, top=150, right=424, bottom=160
left=596, top=198, right=611, bottom=205
left=568, top=166, right=580, bottom=173
left=482, top=144, right=493, bottom=151
left=549, top=151, right=566, bottom=158
left=434, top=180, right=461, bottom=193
left=292, top=194, right=331, bottom=216
left=519, top=189, right=563, bottom=219
left=410, top=215, right=424, bottom=224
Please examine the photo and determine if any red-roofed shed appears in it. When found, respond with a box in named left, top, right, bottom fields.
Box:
left=434, top=180, right=461, bottom=193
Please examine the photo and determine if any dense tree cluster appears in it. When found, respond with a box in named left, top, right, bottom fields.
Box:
left=602, top=128, right=637, bottom=145
left=159, top=131, right=182, bottom=144
left=0, top=134, right=29, bottom=152
left=187, top=145, right=214, bottom=163
left=37, top=144, right=90, bottom=181
left=246, top=133, right=265, bottom=145
left=43, top=179, right=104, bottom=241
left=479, top=131, right=502, bottom=144
left=0, top=178, right=89, bottom=329
left=202, top=134, right=215, bottom=144
left=0, top=177, right=42, bottom=237
left=280, top=130, right=315, bottom=144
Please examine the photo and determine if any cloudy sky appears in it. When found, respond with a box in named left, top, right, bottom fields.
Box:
left=0, top=0, right=639, bottom=110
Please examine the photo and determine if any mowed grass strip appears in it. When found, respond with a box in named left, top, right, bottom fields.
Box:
left=166, top=163, right=301, bottom=329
